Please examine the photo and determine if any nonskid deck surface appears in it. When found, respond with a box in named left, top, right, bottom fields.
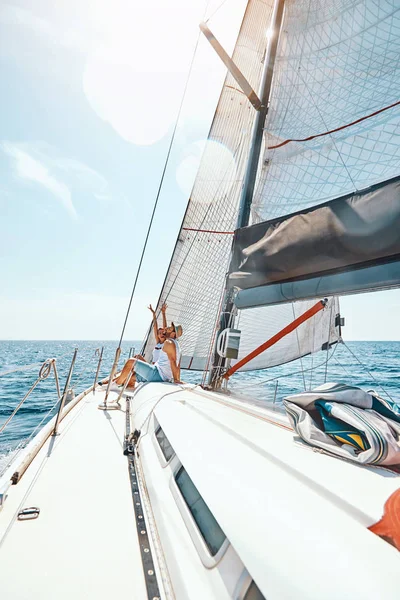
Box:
left=0, top=390, right=148, bottom=600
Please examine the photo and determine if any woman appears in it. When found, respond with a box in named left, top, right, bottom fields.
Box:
left=112, top=303, right=168, bottom=388
left=149, top=303, right=167, bottom=363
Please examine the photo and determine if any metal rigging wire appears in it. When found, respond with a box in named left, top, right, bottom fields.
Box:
left=117, top=4, right=213, bottom=348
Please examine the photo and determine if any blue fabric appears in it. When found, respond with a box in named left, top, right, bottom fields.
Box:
left=315, top=400, right=370, bottom=451
left=371, top=395, right=400, bottom=423
left=134, top=359, right=164, bottom=383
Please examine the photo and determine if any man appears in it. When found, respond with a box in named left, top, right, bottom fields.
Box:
left=102, top=303, right=169, bottom=389
left=134, top=323, right=182, bottom=384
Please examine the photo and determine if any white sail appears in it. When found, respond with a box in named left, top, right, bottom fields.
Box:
left=227, top=0, right=400, bottom=373
left=252, top=0, right=400, bottom=222
left=214, top=0, right=400, bottom=373
left=233, top=299, right=339, bottom=371
left=143, top=0, right=343, bottom=372
left=144, top=0, right=277, bottom=368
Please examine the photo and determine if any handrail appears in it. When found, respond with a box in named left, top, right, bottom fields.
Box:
left=71, top=348, right=101, bottom=392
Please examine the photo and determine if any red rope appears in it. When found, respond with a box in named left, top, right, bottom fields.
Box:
left=267, top=99, right=400, bottom=150
left=182, top=227, right=234, bottom=234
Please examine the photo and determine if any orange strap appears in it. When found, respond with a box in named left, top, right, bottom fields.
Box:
left=223, top=300, right=326, bottom=379
left=369, top=487, right=400, bottom=550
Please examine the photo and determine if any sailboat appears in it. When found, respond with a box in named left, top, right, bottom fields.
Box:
left=1, top=0, right=400, bottom=598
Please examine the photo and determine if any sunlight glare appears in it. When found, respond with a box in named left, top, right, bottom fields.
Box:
left=176, top=139, right=237, bottom=202
left=83, top=0, right=202, bottom=145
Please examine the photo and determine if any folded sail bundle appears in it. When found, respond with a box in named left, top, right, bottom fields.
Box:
left=229, top=177, right=400, bottom=308
left=284, top=383, right=400, bottom=466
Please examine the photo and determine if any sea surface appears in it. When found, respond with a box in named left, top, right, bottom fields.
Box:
left=1, top=340, right=399, bottom=474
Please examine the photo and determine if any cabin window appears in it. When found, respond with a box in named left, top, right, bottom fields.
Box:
left=174, top=466, right=226, bottom=556
left=155, top=426, right=175, bottom=462
left=243, top=580, right=266, bottom=600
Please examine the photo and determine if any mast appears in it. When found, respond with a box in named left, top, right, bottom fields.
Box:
left=209, top=0, right=286, bottom=386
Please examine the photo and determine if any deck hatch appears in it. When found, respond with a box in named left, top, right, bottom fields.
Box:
left=175, top=466, right=226, bottom=556
left=155, top=425, right=175, bottom=462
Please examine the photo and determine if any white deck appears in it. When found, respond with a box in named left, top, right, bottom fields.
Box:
left=0, top=390, right=149, bottom=600
left=2, top=381, right=400, bottom=600
left=131, top=382, right=400, bottom=600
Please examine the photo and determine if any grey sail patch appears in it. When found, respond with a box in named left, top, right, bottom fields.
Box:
left=229, top=176, right=400, bottom=297
left=235, top=260, right=400, bottom=308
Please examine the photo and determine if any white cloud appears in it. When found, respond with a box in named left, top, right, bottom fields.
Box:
left=0, top=4, right=91, bottom=52
left=2, top=141, right=111, bottom=218
left=0, top=5, right=53, bottom=35
left=2, top=142, right=77, bottom=218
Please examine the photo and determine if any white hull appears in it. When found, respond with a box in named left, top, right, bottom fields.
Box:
left=1, top=381, right=399, bottom=599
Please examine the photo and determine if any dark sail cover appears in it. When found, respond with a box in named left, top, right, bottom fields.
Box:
left=229, top=176, right=400, bottom=290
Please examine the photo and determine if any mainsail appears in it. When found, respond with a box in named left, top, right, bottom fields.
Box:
left=225, top=0, right=400, bottom=370
left=229, top=0, right=400, bottom=306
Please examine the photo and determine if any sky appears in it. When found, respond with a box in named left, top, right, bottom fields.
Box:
left=0, top=0, right=399, bottom=342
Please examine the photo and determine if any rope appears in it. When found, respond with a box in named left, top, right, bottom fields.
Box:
left=205, top=0, right=229, bottom=22
left=233, top=342, right=339, bottom=390
left=0, top=349, right=74, bottom=378
left=297, top=70, right=358, bottom=192
left=267, top=100, right=400, bottom=150
left=70, top=350, right=100, bottom=391
left=324, top=300, right=335, bottom=383
left=0, top=362, right=45, bottom=377
left=341, top=341, right=396, bottom=403
left=291, top=302, right=306, bottom=391
left=117, top=14, right=209, bottom=348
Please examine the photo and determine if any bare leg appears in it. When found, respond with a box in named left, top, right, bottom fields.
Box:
left=126, top=373, right=137, bottom=388
left=114, top=358, right=136, bottom=385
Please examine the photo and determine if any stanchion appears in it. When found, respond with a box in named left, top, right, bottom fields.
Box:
left=98, top=346, right=121, bottom=411
left=53, top=348, right=78, bottom=436
left=93, top=347, right=104, bottom=393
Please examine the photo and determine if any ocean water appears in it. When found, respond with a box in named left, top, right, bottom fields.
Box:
left=1, top=340, right=399, bottom=473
